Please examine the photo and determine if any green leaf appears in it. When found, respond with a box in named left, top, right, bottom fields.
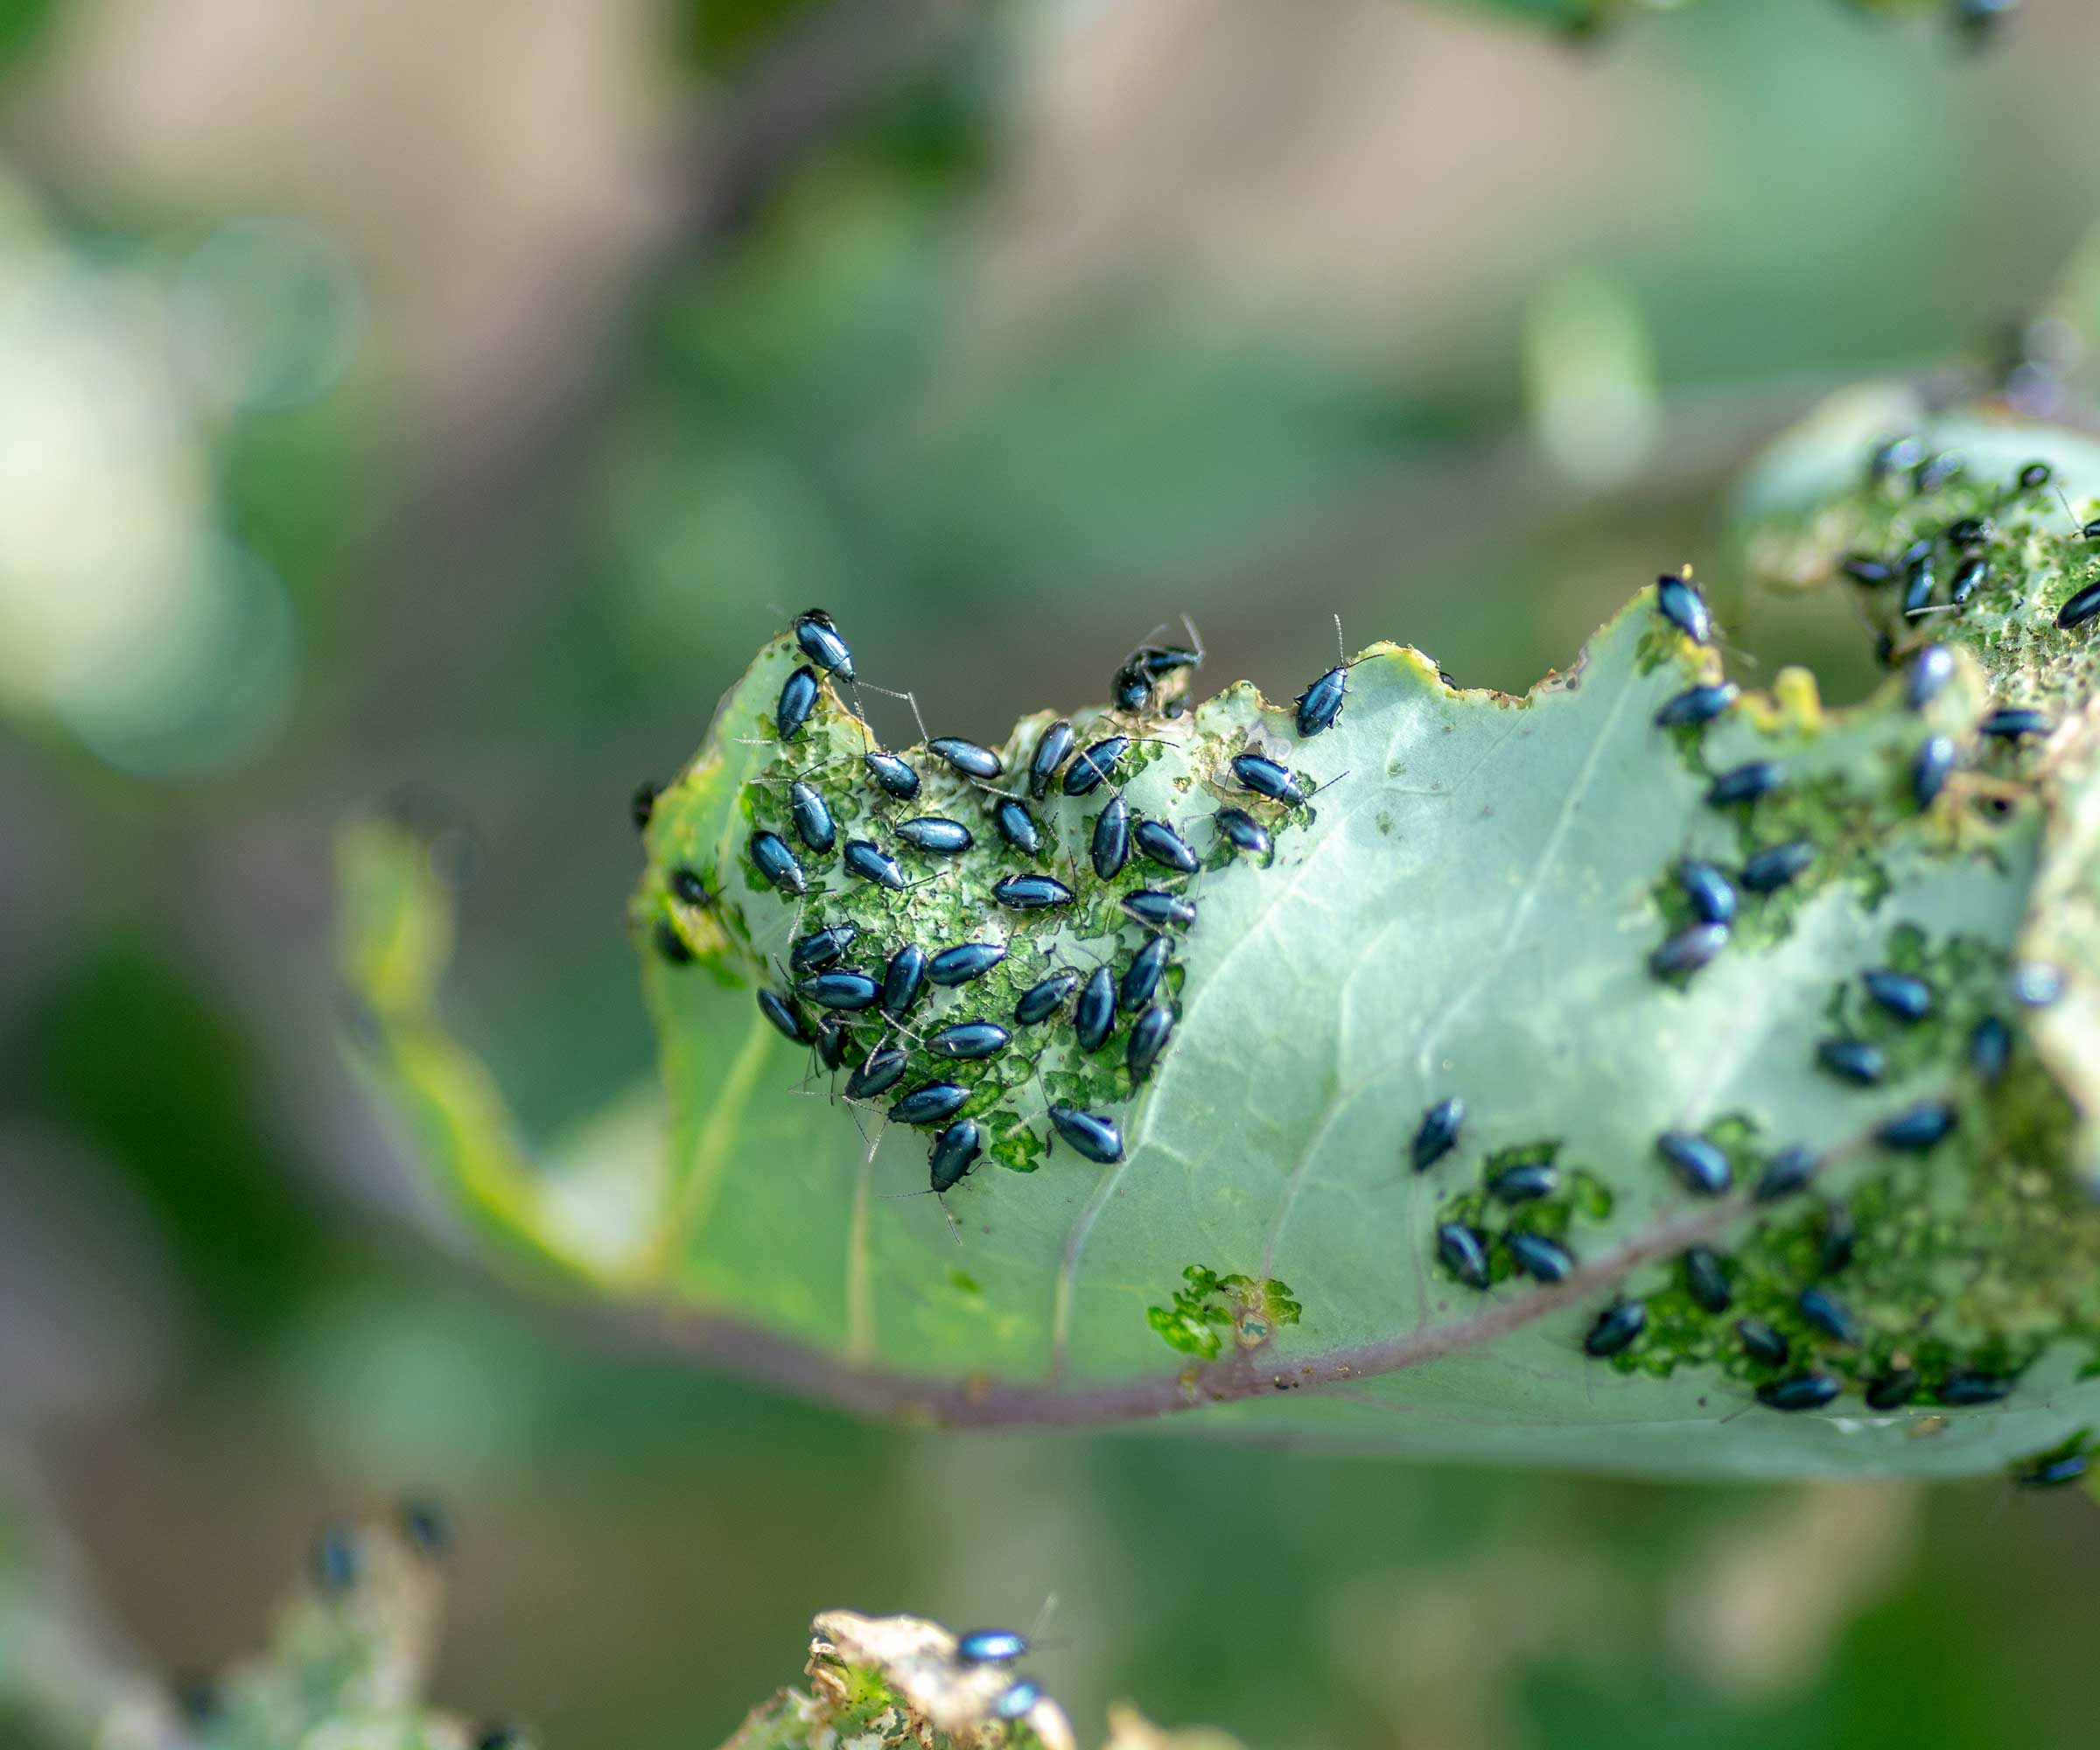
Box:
left=342, top=407, right=2100, bottom=1480
left=720, top=1610, right=1244, bottom=1750
left=1731, top=394, right=2100, bottom=1187
left=0, top=1473, right=499, bottom=1750
left=1456, top=0, right=1999, bottom=42
left=732, top=1612, right=1068, bottom=1750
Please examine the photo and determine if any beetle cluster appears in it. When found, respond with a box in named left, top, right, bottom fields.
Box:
left=1644, top=446, right=2098, bottom=989
left=1638, top=485, right=2082, bottom=1411
left=640, top=478, right=2096, bottom=1441
left=1423, top=1066, right=2049, bottom=1417
left=1420, top=439, right=2100, bottom=1422
left=1561, top=0, right=2020, bottom=47
left=1844, top=445, right=2099, bottom=636
left=646, top=608, right=1333, bottom=1222
left=1648, top=927, right=2069, bottom=1415
left=1427, top=1131, right=1614, bottom=1297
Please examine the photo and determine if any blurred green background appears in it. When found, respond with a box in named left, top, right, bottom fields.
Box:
left=6, top=0, right=2100, bottom=1744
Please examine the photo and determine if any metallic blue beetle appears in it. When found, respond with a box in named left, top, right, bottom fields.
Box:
left=1048, top=1104, right=1124, bottom=1164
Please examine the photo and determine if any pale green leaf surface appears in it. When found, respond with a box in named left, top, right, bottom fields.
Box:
left=1732, top=397, right=2100, bottom=1178
left=1457, top=0, right=1988, bottom=38
left=342, top=412, right=2100, bottom=1476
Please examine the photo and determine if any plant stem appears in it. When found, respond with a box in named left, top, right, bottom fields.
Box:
left=613, top=1198, right=1740, bottom=1430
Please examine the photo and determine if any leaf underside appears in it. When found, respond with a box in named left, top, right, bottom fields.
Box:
left=1467, top=0, right=2000, bottom=40
left=0, top=1480, right=486, bottom=1750
left=341, top=397, right=2100, bottom=1481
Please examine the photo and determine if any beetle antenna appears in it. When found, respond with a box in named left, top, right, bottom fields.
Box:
left=786, top=1083, right=884, bottom=1147
left=847, top=1010, right=937, bottom=1057
left=856, top=681, right=932, bottom=746
left=1124, top=620, right=1170, bottom=661
left=760, top=752, right=854, bottom=788
left=1061, top=830, right=1087, bottom=895
left=878, top=1182, right=967, bottom=1240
